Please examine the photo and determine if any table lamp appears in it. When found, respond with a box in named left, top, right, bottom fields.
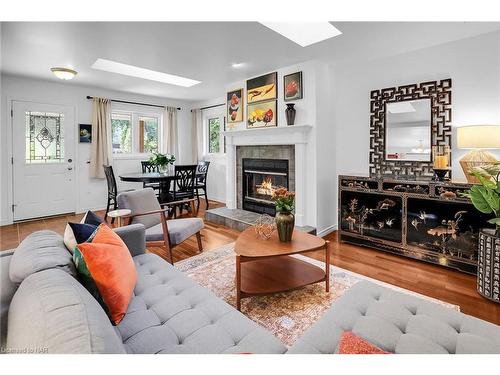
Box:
left=457, top=125, right=500, bottom=183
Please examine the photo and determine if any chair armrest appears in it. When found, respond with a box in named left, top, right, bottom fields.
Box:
left=113, top=224, right=146, bottom=257
left=124, top=208, right=169, bottom=218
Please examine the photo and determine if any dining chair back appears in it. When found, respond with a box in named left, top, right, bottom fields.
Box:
left=103, top=165, right=119, bottom=222
left=195, top=161, right=210, bottom=211
left=141, top=161, right=160, bottom=173
left=173, top=165, right=197, bottom=197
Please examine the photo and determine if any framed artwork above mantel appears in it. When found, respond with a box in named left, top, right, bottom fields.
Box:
left=369, top=78, right=452, bottom=180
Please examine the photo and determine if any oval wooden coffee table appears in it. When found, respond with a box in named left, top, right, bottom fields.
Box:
left=234, top=227, right=330, bottom=311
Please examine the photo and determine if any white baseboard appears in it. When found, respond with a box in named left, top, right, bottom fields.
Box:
left=207, top=196, right=226, bottom=204
left=317, top=224, right=338, bottom=237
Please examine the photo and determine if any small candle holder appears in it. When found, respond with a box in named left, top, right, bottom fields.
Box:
left=432, top=145, right=451, bottom=181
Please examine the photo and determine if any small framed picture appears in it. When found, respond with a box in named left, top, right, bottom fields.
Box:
left=79, top=124, right=92, bottom=143
left=227, top=88, right=243, bottom=123
left=246, top=72, right=277, bottom=104
left=284, top=71, right=303, bottom=101
left=247, top=100, right=277, bottom=129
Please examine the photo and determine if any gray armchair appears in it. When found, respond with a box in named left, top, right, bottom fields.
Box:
left=117, top=188, right=203, bottom=264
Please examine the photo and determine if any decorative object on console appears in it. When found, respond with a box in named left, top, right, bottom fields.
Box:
left=148, top=152, right=176, bottom=173
left=79, top=124, right=92, bottom=143
left=461, top=163, right=500, bottom=302
left=272, top=187, right=295, bottom=242
left=253, top=214, right=276, bottom=240
left=284, top=71, right=303, bottom=101
left=339, top=175, right=490, bottom=274
left=369, top=78, right=452, bottom=179
left=432, top=145, right=451, bottom=181
left=246, top=72, right=277, bottom=104
left=285, top=103, right=296, bottom=126
left=247, top=100, right=277, bottom=129
left=227, top=88, right=243, bottom=123
left=457, top=125, right=500, bottom=184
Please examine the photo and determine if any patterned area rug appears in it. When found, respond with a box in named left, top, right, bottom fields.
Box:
left=176, top=243, right=459, bottom=347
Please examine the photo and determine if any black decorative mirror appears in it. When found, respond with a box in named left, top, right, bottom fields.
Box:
left=369, top=78, right=452, bottom=179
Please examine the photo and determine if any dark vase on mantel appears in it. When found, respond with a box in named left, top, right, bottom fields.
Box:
left=285, top=103, right=296, bottom=126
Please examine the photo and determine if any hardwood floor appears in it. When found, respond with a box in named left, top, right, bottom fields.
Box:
left=1, top=203, right=499, bottom=325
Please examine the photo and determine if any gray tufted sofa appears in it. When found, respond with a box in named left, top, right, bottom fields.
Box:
left=0, top=225, right=286, bottom=354
left=288, top=281, right=500, bottom=354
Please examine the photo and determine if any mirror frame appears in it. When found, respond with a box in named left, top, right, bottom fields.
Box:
left=369, top=78, right=452, bottom=179
left=384, top=98, right=432, bottom=162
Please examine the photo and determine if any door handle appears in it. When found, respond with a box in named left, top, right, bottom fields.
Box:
left=68, top=167, right=73, bottom=171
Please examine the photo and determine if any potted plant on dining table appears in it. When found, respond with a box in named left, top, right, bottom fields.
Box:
left=272, top=187, right=296, bottom=242
left=149, top=152, right=176, bottom=173
left=461, top=162, right=500, bottom=303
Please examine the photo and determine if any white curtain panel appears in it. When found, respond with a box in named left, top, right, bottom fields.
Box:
left=191, top=108, right=202, bottom=163
left=89, top=97, right=112, bottom=179
left=163, top=106, right=179, bottom=158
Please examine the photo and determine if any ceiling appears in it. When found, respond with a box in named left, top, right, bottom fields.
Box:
left=2, top=22, right=500, bottom=102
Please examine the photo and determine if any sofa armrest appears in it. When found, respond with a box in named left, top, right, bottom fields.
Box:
left=1, top=250, right=17, bottom=347
left=113, top=224, right=146, bottom=257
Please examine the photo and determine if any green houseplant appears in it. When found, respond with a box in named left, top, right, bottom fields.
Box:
left=461, top=162, right=500, bottom=303
left=149, top=153, right=176, bottom=173
left=272, top=187, right=295, bottom=242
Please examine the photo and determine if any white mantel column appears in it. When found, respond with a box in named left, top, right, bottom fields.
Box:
left=225, top=137, right=237, bottom=209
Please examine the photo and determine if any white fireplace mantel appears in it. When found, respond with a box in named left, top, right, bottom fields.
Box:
left=223, top=125, right=313, bottom=226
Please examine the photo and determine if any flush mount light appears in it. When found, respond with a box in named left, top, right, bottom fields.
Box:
left=231, top=62, right=245, bottom=68
left=259, top=22, right=342, bottom=47
left=91, top=58, right=201, bottom=87
left=51, top=67, right=77, bottom=80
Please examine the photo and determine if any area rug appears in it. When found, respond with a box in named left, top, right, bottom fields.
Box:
left=176, top=243, right=460, bottom=347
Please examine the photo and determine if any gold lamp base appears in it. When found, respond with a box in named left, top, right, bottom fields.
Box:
left=459, top=149, right=498, bottom=183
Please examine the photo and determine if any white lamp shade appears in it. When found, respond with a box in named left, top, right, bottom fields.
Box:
left=457, top=125, right=500, bottom=149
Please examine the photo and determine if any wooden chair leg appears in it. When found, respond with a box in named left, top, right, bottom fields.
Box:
left=196, top=189, right=201, bottom=213
left=196, top=232, right=203, bottom=253
left=204, top=187, right=209, bottom=209
left=104, top=199, right=111, bottom=223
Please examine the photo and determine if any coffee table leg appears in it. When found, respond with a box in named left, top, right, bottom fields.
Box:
left=236, top=255, right=241, bottom=311
left=325, top=242, right=330, bottom=292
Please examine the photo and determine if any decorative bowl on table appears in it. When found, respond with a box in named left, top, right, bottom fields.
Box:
left=253, top=214, right=276, bottom=240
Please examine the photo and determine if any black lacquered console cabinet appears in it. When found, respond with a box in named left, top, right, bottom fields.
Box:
left=338, top=175, right=493, bottom=274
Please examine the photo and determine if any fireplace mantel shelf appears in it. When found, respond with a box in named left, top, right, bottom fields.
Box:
left=222, top=125, right=312, bottom=137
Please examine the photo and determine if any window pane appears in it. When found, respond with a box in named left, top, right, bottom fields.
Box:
left=25, top=111, right=65, bottom=164
left=208, top=118, right=220, bottom=153
left=139, top=116, right=159, bottom=154
left=111, top=113, right=132, bottom=154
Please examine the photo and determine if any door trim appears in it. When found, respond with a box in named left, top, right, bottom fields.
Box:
left=7, top=99, right=78, bottom=224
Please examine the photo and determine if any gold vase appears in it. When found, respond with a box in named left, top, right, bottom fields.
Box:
left=275, top=211, right=295, bottom=242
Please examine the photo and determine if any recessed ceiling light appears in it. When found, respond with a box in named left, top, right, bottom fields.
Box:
left=91, top=58, right=201, bottom=87
left=259, top=22, right=342, bottom=47
left=231, top=62, right=245, bottom=68
left=51, top=67, right=77, bottom=80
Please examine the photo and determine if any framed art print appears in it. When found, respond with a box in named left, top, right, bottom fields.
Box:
left=79, top=124, right=92, bottom=143
left=227, top=88, right=243, bottom=123
left=246, top=72, right=277, bottom=104
left=247, top=100, right=277, bottom=129
left=284, top=71, right=303, bottom=101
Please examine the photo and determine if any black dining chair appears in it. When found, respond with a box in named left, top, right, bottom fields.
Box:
left=169, top=165, right=197, bottom=217
left=103, top=165, right=134, bottom=224
left=140, top=161, right=160, bottom=191
left=194, top=161, right=210, bottom=211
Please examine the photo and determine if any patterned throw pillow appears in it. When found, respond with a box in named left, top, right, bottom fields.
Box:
left=63, top=211, right=104, bottom=252
left=338, top=332, right=390, bottom=354
left=74, top=224, right=137, bottom=325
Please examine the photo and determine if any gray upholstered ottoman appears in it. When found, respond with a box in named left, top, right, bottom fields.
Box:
left=288, top=281, right=500, bottom=354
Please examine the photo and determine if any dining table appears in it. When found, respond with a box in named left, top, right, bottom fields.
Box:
left=119, top=172, right=177, bottom=204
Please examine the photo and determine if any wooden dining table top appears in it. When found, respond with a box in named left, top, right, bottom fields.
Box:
left=119, top=172, right=176, bottom=182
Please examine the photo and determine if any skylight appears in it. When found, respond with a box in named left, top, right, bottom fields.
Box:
left=91, top=58, right=201, bottom=87
left=259, top=22, right=342, bottom=47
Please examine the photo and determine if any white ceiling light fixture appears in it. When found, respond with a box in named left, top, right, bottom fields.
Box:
left=91, top=58, right=201, bottom=87
left=51, top=67, right=77, bottom=80
left=231, top=62, right=245, bottom=68
left=259, top=22, right=342, bottom=47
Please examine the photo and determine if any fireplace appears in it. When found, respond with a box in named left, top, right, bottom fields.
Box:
left=242, top=158, right=289, bottom=215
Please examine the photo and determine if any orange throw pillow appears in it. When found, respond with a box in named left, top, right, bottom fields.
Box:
left=74, top=224, right=137, bottom=325
left=338, top=332, right=390, bottom=354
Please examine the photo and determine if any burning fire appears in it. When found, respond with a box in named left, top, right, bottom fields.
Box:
left=256, top=177, right=275, bottom=196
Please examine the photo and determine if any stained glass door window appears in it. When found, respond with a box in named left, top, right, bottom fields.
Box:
left=25, top=111, right=65, bottom=164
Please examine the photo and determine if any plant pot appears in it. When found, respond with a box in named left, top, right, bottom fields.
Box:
left=275, top=211, right=295, bottom=242
left=159, top=165, right=168, bottom=173
left=477, top=228, right=500, bottom=303
left=285, top=103, right=296, bottom=126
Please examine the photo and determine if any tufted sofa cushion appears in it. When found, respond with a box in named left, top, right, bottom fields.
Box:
left=117, top=253, right=287, bottom=354
left=288, top=281, right=500, bottom=354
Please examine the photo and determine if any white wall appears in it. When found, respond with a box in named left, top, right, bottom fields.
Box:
left=0, top=74, right=194, bottom=224
left=333, top=30, right=500, bottom=182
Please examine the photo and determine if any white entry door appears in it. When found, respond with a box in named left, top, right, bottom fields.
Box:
left=12, top=101, right=76, bottom=221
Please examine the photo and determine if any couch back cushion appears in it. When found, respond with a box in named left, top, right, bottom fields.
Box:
left=9, top=230, right=76, bottom=284
left=117, top=188, right=161, bottom=229
left=7, top=268, right=126, bottom=354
